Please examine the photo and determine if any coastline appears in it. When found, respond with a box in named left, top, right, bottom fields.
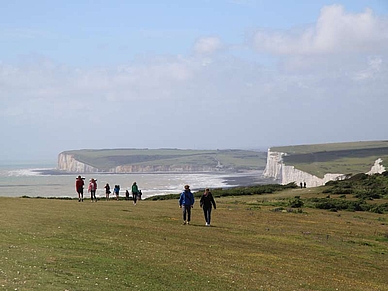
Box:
left=0, top=168, right=273, bottom=199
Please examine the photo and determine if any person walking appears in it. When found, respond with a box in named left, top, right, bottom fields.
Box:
left=113, top=185, right=120, bottom=201
left=132, top=182, right=139, bottom=205
left=125, top=189, right=130, bottom=200
left=75, top=175, right=85, bottom=202
left=179, top=185, right=195, bottom=225
left=88, top=178, right=97, bottom=202
left=137, top=190, right=142, bottom=202
left=200, top=188, right=216, bottom=226
left=104, top=183, right=111, bottom=201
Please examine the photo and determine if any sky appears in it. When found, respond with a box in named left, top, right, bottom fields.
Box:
left=1, top=0, right=388, bottom=162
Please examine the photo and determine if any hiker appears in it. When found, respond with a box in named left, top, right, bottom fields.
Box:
left=104, top=183, right=111, bottom=200
left=137, top=190, right=142, bottom=202
left=300, top=182, right=303, bottom=189
left=125, top=189, right=130, bottom=200
left=304, top=182, right=306, bottom=188
left=75, top=175, right=85, bottom=202
left=200, top=188, right=216, bottom=226
left=179, top=185, right=195, bottom=225
left=132, top=182, right=139, bottom=205
left=88, top=178, right=97, bottom=202
left=113, top=185, right=120, bottom=201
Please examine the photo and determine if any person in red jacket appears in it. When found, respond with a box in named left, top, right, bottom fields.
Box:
left=75, top=175, right=85, bottom=202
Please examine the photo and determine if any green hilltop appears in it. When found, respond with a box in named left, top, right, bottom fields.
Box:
left=271, top=140, right=388, bottom=178
left=60, top=148, right=267, bottom=172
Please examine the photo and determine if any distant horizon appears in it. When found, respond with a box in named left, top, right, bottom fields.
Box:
left=2, top=138, right=387, bottom=165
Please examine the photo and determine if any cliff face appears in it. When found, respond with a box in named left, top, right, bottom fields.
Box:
left=263, top=149, right=386, bottom=187
left=58, top=153, right=218, bottom=173
left=58, top=153, right=100, bottom=172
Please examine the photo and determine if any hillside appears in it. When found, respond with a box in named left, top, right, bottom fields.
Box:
left=58, top=148, right=267, bottom=173
left=271, top=140, right=388, bottom=178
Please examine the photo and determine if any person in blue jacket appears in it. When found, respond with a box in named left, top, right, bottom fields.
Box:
left=179, top=185, right=195, bottom=225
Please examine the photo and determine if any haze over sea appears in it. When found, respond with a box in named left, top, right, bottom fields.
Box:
left=0, top=161, right=265, bottom=199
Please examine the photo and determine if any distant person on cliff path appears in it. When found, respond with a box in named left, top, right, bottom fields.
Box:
left=113, top=185, right=120, bottom=201
left=132, top=182, right=139, bottom=205
left=75, top=175, right=85, bottom=202
left=200, top=188, right=216, bottom=226
left=179, top=185, right=195, bottom=225
left=104, top=183, right=111, bottom=201
left=88, top=178, right=98, bottom=202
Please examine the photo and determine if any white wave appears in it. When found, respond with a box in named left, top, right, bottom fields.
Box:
left=3, top=168, right=52, bottom=177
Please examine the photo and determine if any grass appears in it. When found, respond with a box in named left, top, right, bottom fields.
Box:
left=271, top=140, right=388, bottom=154
left=0, top=186, right=387, bottom=291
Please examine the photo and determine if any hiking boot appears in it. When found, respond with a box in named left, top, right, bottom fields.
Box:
left=183, top=221, right=187, bottom=225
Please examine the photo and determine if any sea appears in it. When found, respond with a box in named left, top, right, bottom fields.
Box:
left=0, top=162, right=266, bottom=199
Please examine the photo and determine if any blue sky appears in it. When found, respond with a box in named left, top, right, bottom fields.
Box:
left=1, top=0, right=388, bottom=161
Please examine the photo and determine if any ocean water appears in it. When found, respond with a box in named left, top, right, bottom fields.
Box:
left=0, top=163, right=263, bottom=199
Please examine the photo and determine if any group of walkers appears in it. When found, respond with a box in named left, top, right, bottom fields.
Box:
left=75, top=176, right=217, bottom=226
left=75, top=176, right=141, bottom=203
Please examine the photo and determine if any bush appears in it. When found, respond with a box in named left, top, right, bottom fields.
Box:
left=308, top=198, right=370, bottom=212
left=288, top=196, right=304, bottom=208
left=370, top=203, right=388, bottom=214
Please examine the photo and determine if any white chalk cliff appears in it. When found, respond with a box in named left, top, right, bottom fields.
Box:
left=58, top=153, right=100, bottom=172
left=57, top=152, right=220, bottom=173
left=263, top=149, right=386, bottom=187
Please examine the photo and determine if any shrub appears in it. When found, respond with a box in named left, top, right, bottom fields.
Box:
left=370, top=203, right=388, bottom=214
left=308, top=198, right=370, bottom=212
left=288, top=196, right=304, bottom=208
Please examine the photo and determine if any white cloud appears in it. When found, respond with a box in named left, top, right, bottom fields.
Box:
left=193, top=37, right=224, bottom=55
left=252, top=4, right=388, bottom=55
left=353, top=56, right=383, bottom=80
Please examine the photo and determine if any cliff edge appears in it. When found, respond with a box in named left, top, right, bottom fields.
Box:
left=263, top=145, right=387, bottom=187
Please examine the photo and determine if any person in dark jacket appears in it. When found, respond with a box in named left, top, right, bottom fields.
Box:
left=179, top=185, right=195, bottom=225
left=132, top=182, right=139, bottom=205
left=104, top=183, right=111, bottom=201
left=200, top=188, right=216, bottom=226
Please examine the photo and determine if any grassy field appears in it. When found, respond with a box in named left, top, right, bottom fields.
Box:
left=0, top=188, right=387, bottom=290
left=271, top=140, right=388, bottom=154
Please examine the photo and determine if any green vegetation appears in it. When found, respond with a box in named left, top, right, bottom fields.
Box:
left=147, top=183, right=298, bottom=201
left=62, top=148, right=267, bottom=172
left=271, top=140, right=388, bottom=154
left=1, top=174, right=388, bottom=290
left=271, top=140, right=388, bottom=178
